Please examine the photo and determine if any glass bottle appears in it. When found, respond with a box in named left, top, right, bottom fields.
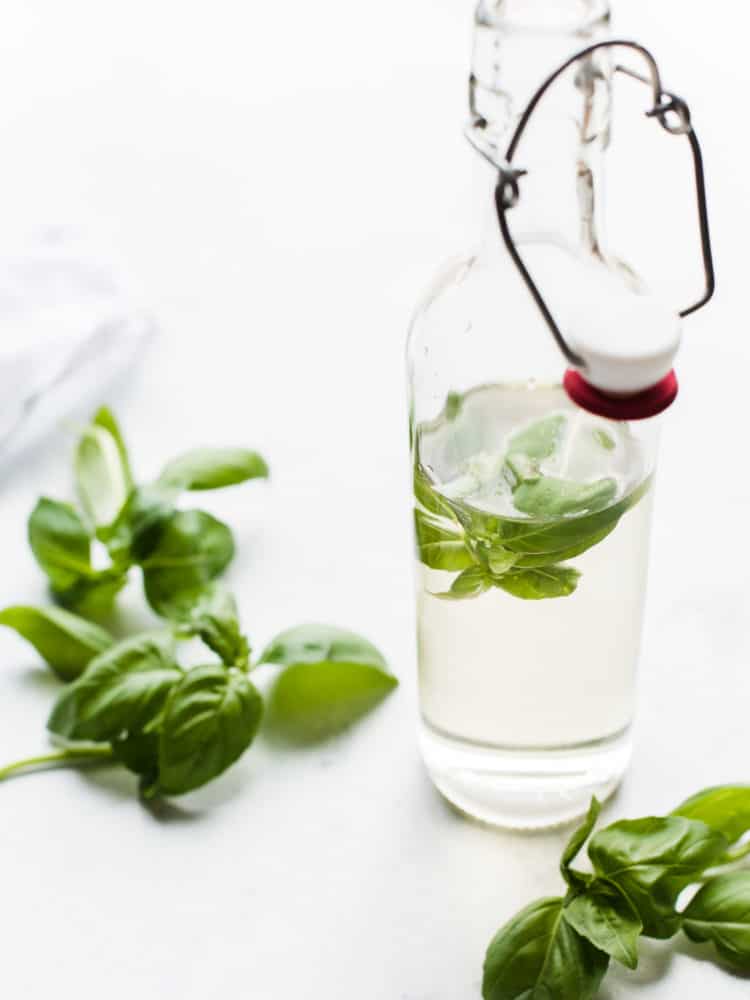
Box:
left=406, top=1, right=666, bottom=829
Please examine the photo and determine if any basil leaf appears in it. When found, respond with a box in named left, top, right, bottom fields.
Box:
left=683, top=872, right=750, bottom=969
left=54, top=570, right=129, bottom=617
left=75, top=418, right=131, bottom=532
left=513, top=477, right=617, bottom=518
left=413, top=464, right=456, bottom=520
left=434, top=565, right=491, bottom=601
left=111, top=729, right=159, bottom=783
left=414, top=509, right=474, bottom=571
left=672, top=786, right=750, bottom=846
left=28, top=498, right=92, bottom=591
left=588, top=816, right=728, bottom=938
left=511, top=524, right=617, bottom=569
left=47, top=632, right=181, bottom=742
left=593, top=428, right=616, bottom=451
left=152, top=582, right=249, bottom=667
left=259, top=623, right=387, bottom=672
left=474, top=542, right=519, bottom=575
left=142, top=509, right=234, bottom=614
left=561, top=796, right=600, bottom=890
left=159, top=448, right=268, bottom=491
left=482, top=896, right=608, bottom=1000
left=107, top=484, right=176, bottom=563
left=444, top=391, right=462, bottom=421
left=497, top=565, right=580, bottom=600
left=0, top=605, right=113, bottom=682
left=495, top=477, right=651, bottom=556
left=507, top=415, right=566, bottom=461
left=502, top=416, right=566, bottom=488
left=28, top=498, right=128, bottom=614
left=157, top=664, right=263, bottom=795
left=259, top=624, right=396, bottom=743
left=91, top=406, right=133, bottom=489
left=564, top=882, right=642, bottom=969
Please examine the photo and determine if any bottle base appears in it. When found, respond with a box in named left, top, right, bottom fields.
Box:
left=419, top=720, right=631, bottom=830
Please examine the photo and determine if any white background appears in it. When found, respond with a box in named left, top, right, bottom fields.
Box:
left=0, top=2, right=748, bottom=997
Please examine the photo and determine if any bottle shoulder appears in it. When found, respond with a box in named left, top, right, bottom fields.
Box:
left=407, top=254, right=480, bottom=338
left=406, top=243, right=568, bottom=390
left=406, top=243, right=536, bottom=356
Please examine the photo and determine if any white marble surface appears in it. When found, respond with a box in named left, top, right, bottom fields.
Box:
left=0, top=2, right=747, bottom=997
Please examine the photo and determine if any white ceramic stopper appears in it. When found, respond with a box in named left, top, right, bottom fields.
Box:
left=564, top=270, right=682, bottom=395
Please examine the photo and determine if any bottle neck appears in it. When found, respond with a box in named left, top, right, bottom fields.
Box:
left=468, top=0, right=613, bottom=262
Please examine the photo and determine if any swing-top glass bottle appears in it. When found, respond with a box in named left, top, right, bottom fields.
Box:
left=406, top=0, right=712, bottom=829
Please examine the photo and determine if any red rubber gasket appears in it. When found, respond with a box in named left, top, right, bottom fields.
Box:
left=563, top=369, right=678, bottom=420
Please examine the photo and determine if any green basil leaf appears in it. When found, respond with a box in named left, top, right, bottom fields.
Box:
left=473, top=542, right=519, bottom=575
left=588, top=816, right=728, bottom=938
left=259, top=624, right=388, bottom=670
left=47, top=632, right=181, bottom=742
left=495, top=477, right=651, bottom=556
left=564, top=882, right=642, bottom=969
left=414, top=508, right=474, bottom=571
left=672, top=786, right=750, bottom=846
left=504, top=451, right=541, bottom=485
left=91, top=407, right=134, bottom=489
left=561, top=797, right=601, bottom=890
left=54, top=569, right=129, bottom=617
left=142, top=509, right=234, bottom=613
left=507, top=415, right=566, bottom=461
left=502, top=415, right=566, bottom=488
left=434, top=565, right=491, bottom=601
left=259, top=624, right=396, bottom=743
left=75, top=418, right=131, bottom=532
left=593, top=428, right=616, bottom=451
left=496, top=565, right=580, bottom=600
left=413, top=464, right=456, bottom=520
left=28, top=497, right=92, bottom=590
left=28, top=498, right=128, bottom=614
left=158, top=664, right=263, bottom=795
left=0, top=605, right=113, bottom=681
left=511, top=523, right=617, bottom=569
left=107, top=484, right=176, bottom=563
left=111, top=729, right=159, bottom=782
left=683, top=872, right=750, bottom=969
left=159, top=448, right=268, bottom=491
left=513, top=477, right=617, bottom=518
left=151, top=582, right=249, bottom=667
left=482, top=896, right=608, bottom=1000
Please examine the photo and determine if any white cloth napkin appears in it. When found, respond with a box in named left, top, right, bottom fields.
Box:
left=0, top=228, right=154, bottom=459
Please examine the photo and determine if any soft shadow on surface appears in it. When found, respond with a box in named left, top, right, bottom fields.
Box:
left=84, top=761, right=249, bottom=820
left=139, top=794, right=206, bottom=824
left=673, top=936, right=750, bottom=980
left=83, top=765, right=214, bottom=823
left=0, top=752, right=215, bottom=824
left=260, top=719, right=355, bottom=752
left=598, top=940, right=674, bottom=999
left=79, top=763, right=141, bottom=801
left=14, top=664, right=62, bottom=695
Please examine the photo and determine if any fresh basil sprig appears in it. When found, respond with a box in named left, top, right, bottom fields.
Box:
left=414, top=411, right=650, bottom=601
left=0, top=407, right=397, bottom=801
left=483, top=787, right=750, bottom=999
left=0, top=614, right=396, bottom=798
left=30, top=407, right=268, bottom=618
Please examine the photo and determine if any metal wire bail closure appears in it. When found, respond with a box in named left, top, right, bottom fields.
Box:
left=492, top=39, right=716, bottom=419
